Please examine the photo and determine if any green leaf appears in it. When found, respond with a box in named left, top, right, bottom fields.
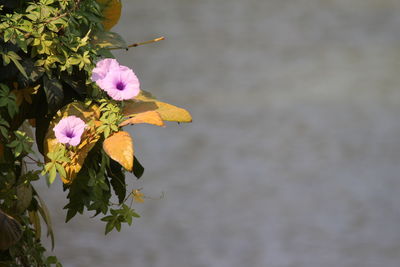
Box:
left=7, top=51, right=28, bottom=79
left=43, top=75, right=64, bottom=113
left=66, top=209, right=77, bottom=223
left=105, top=221, right=114, bottom=234
left=92, top=31, right=128, bottom=50
left=107, top=159, right=126, bottom=204
left=55, top=163, right=66, bottom=178
left=48, top=166, right=57, bottom=184
left=133, top=156, right=144, bottom=179
left=46, top=256, right=57, bottom=264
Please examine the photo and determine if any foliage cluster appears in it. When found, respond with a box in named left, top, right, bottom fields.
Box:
left=0, top=0, right=191, bottom=265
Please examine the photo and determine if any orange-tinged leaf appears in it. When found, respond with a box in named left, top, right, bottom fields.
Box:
left=132, top=189, right=144, bottom=203
left=103, top=131, right=134, bottom=171
left=44, top=102, right=101, bottom=184
left=28, top=119, right=36, bottom=127
left=119, top=110, right=165, bottom=127
left=11, top=85, right=39, bottom=106
left=96, top=0, right=122, bottom=31
left=123, top=90, right=192, bottom=123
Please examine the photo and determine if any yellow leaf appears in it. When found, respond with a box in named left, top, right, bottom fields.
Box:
left=28, top=210, right=41, bottom=240
left=132, top=189, right=144, bottom=203
left=123, top=90, right=192, bottom=123
left=96, top=0, right=122, bottom=31
left=119, top=110, right=165, bottom=127
left=103, top=131, right=134, bottom=171
left=44, top=102, right=101, bottom=184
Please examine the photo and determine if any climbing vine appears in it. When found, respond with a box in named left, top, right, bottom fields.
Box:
left=0, top=0, right=191, bottom=265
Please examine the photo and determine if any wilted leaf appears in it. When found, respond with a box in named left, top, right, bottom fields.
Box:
left=0, top=210, right=22, bottom=250
left=28, top=210, right=41, bottom=240
left=119, top=110, right=165, bottom=127
left=28, top=119, right=36, bottom=127
left=132, top=189, right=144, bottom=203
left=36, top=192, right=55, bottom=249
left=96, top=0, right=122, bottom=31
left=123, top=90, right=192, bottom=123
left=44, top=102, right=101, bottom=184
left=103, top=131, right=134, bottom=171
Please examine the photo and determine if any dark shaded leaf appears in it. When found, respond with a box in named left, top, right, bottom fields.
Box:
left=16, top=58, right=44, bottom=87
left=43, top=75, right=64, bottom=113
left=107, top=158, right=126, bottom=204
left=0, top=210, right=22, bottom=250
left=60, top=70, right=87, bottom=98
left=132, top=156, right=144, bottom=179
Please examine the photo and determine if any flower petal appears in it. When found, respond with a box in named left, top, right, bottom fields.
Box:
left=91, top=58, right=120, bottom=82
left=53, top=116, right=86, bottom=146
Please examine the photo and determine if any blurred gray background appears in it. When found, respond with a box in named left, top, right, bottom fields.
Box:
left=36, top=0, right=400, bottom=266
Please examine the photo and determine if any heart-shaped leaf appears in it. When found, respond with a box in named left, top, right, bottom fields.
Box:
left=44, top=102, right=101, bottom=184
left=103, top=131, right=134, bottom=171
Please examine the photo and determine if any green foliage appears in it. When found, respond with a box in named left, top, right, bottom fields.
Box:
left=7, top=130, right=33, bottom=157
left=42, top=144, right=69, bottom=184
left=0, top=0, right=191, bottom=265
left=97, top=100, right=123, bottom=138
left=101, top=204, right=140, bottom=235
left=0, top=83, right=18, bottom=118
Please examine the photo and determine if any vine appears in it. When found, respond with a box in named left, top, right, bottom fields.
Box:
left=0, top=0, right=191, bottom=265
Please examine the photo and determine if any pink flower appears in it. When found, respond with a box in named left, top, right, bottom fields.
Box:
left=53, top=116, right=86, bottom=146
left=91, top=59, right=140, bottom=101
left=91, top=58, right=120, bottom=82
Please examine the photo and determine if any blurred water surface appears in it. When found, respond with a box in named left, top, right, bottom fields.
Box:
left=36, top=0, right=400, bottom=266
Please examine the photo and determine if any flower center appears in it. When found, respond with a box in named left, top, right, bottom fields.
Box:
left=116, top=81, right=126, bottom=91
left=65, top=130, right=74, bottom=138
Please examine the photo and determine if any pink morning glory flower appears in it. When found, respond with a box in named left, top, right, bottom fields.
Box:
left=53, top=116, right=86, bottom=146
left=91, top=58, right=140, bottom=101
left=91, top=58, right=120, bottom=82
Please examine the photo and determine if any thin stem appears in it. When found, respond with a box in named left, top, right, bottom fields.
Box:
left=109, top=36, right=165, bottom=51
left=25, top=154, right=43, bottom=165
